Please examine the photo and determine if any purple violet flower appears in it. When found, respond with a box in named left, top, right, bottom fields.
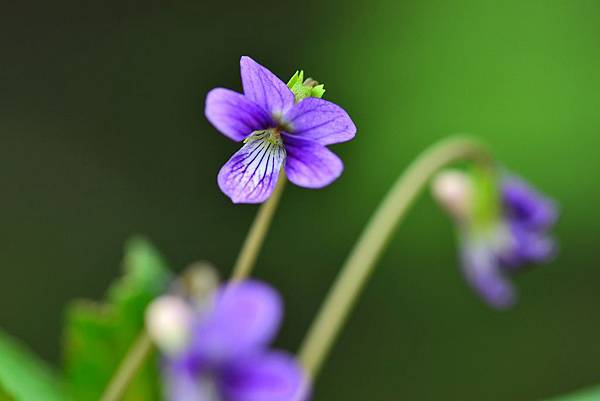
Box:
left=152, top=280, right=309, bottom=401
left=433, top=171, right=558, bottom=309
left=205, top=56, right=356, bottom=203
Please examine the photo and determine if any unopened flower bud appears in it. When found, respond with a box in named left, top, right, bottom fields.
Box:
left=146, top=295, right=193, bottom=355
left=432, top=169, right=472, bottom=221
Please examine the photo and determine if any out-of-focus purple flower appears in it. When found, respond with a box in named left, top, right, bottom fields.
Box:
left=150, top=280, right=309, bottom=401
left=502, top=175, right=558, bottom=231
left=205, top=56, right=356, bottom=203
left=433, top=170, right=558, bottom=309
left=499, top=175, right=558, bottom=269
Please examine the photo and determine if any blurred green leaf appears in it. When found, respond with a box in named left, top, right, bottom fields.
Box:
left=63, top=237, right=171, bottom=401
left=0, top=329, right=65, bottom=401
left=545, top=386, right=600, bottom=401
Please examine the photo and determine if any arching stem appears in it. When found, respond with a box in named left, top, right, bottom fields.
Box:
left=297, top=136, right=492, bottom=377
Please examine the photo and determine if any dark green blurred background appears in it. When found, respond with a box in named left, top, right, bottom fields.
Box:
left=2, top=1, right=599, bottom=400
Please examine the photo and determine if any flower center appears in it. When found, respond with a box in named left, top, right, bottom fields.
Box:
left=271, top=113, right=293, bottom=133
left=244, top=128, right=284, bottom=147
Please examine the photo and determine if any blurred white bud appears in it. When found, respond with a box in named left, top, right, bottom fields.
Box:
left=146, top=295, right=193, bottom=355
left=432, top=169, right=473, bottom=221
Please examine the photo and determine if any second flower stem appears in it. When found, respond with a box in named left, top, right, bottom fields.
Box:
left=297, top=136, right=492, bottom=377
left=230, top=173, right=287, bottom=281
left=99, top=332, right=154, bottom=401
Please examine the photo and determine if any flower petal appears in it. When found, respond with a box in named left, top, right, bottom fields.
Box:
left=460, top=239, right=516, bottom=309
left=192, top=281, right=283, bottom=364
left=282, top=134, right=343, bottom=188
left=284, top=97, right=356, bottom=145
left=500, top=221, right=557, bottom=268
left=240, top=56, right=295, bottom=116
left=205, top=88, right=272, bottom=142
left=218, top=134, right=286, bottom=203
left=501, top=175, right=558, bottom=230
left=164, top=357, right=212, bottom=401
left=166, top=371, right=205, bottom=401
left=219, top=351, right=310, bottom=401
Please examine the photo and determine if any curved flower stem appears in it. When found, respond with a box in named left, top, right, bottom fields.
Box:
left=99, top=332, right=154, bottom=401
left=297, top=136, right=492, bottom=378
left=230, top=173, right=287, bottom=281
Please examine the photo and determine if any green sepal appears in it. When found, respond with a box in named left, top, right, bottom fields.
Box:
left=287, top=70, right=326, bottom=102
left=287, top=71, right=303, bottom=91
left=468, top=165, right=502, bottom=232
left=310, top=84, right=326, bottom=99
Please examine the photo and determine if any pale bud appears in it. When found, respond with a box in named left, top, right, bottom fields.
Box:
left=146, top=295, right=193, bottom=355
left=432, top=169, right=473, bottom=221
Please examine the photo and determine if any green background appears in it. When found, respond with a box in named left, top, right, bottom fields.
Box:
left=2, top=1, right=599, bottom=400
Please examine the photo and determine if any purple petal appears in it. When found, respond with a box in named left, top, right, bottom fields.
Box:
left=192, top=281, right=283, bottom=364
left=500, top=221, right=556, bottom=269
left=284, top=97, right=356, bottom=145
left=218, top=134, right=286, bottom=203
left=240, top=56, right=295, bottom=116
left=502, top=175, right=558, bottom=230
left=166, top=371, right=206, bottom=401
left=205, top=88, right=273, bottom=141
left=460, top=240, right=516, bottom=309
left=282, top=134, right=343, bottom=189
left=164, top=357, right=210, bottom=401
left=219, top=351, right=310, bottom=401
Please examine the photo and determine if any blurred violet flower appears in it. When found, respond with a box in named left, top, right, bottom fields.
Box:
left=499, top=175, right=558, bottom=268
left=147, top=280, right=309, bottom=401
left=433, top=170, right=558, bottom=309
left=205, top=56, right=356, bottom=203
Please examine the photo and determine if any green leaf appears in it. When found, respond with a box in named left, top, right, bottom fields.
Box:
left=0, top=329, right=65, bottom=401
left=545, top=386, right=600, bottom=401
left=62, top=237, right=171, bottom=401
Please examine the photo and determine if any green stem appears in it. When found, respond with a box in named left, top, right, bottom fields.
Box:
left=230, top=173, right=287, bottom=281
left=297, top=136, right=492, bottom=378
left=99, top=332, right=154, bottom=401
